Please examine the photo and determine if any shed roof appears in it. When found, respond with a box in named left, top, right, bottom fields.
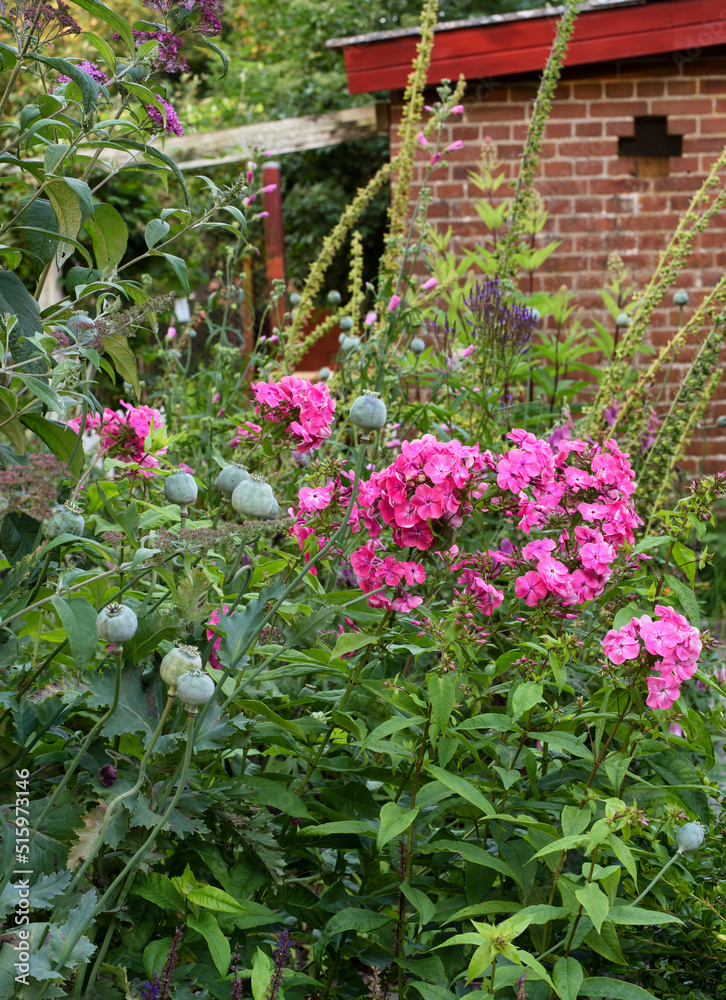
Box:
left=327, top=0, right=726, bottom=93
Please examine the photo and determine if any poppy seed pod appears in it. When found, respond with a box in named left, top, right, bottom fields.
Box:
left=339, top=316, right=354, bottom=332
left=327, top=290, right=342, bottom=307
left=410, top=337, right=426, bottom=356
left=231, top=477, right=274, bottom=519
left=216, top=464, right=250, bottom=498
left=289, top=292, right=301, bottom=307
left=527, top=306, right=541, bottom=323
left=340, top=335, right=361, bottom=352
left=615, top=312, right=631, bottom=328
left=176, top=667, right=215, bottom=714
left=160, top=643, right=202, bottom=694
left=319, top=367, right=331, bottom=381
left=96, top=602, right=138, bottom=644
left=350, top=390, right=387, bottom=432
left=164, top=470, right=198, bottom=507
left=674, top=290, right=689, bottom=307
left=675, top=821, right=705, bottom=853
left=43, top=500, right=85, bottom=541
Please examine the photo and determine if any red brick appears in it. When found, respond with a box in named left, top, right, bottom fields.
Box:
left=574, top=120, right=603, bottom=137
left=637, top=81, right=665, bottom=97
left=652, top=98, right=713, bottom=115
left=668, top=80, right=697, bottom=95
left=548, top=102, right=590, bottom=119
left=590, top=100, right=649, bottom=117
left=605, top=82, right=634, bottom=98
left=604, top=120, right=635, bottom=137
left=575, top=159, right=605, bottom=176
left=466, top=105, right=524, bottom=122
left=544, top=160, right=573, bottom=177
left=668, top=117, right=697, bottom=135
left=700, top=78, right=726, bottom=94
left=573, top=83, right=602, bottom=99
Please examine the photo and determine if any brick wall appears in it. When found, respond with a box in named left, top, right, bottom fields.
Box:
left=389, top=50, right=726, bottom=471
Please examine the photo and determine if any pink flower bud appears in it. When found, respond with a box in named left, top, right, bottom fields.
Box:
left=166, top=326, right=176, bottom=339
left=212, top=392, right=220, bottom=403
left=421, top=277, right=438, bottom=291
left=365, top=311, right=377, bottom=326
left=451, top=105, right=464, bottom=114
left=246, top=170, right=254, bottom=183
left=446, top=140, right=464, bottom=152
left=417, top=132, right=429, bottom=147
left=255, top=212, right=269, bottom=219
left=388, top=295, right=402, bottom=312
left=429, top=152, right=443, bottom=167
left=261, top=183, right=277, bottom=193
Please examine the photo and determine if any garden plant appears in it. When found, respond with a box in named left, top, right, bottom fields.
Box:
left=0, top=1, right=725, bottom=999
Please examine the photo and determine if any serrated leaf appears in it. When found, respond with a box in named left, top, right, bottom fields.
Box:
left=66, top=804, right=106, bottom=870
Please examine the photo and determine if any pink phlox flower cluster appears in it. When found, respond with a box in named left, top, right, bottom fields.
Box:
left=68, top=400, right=166, bottom=476
left=602, top=605, right=702, bottom=710
left=356, top=434, right=489, bottom=553
left=349, top=539, right=426, bottom=612
left=251, top=376, right=335, bottom=453
left=450, top=553, right=505, bottom=616
left=229, top=421, right=262, bottom=447
left=206, top=604, right=229, bottom=670
left=493, top=431, right=640, bottom=607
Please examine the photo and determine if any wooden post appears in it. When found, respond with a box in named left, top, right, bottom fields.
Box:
left=262, top=161, right=285, bottom=331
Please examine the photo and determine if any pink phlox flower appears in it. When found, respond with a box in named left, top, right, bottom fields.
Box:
left=521, top=538, right=556, bottom=561
left=579, top=540, right=615, bottom=575
left=515, top=571, right=548, bottom=607
left=640, top=619, right=680, bottom=657
left=646, top=671, right=681, bottom=710
left=602, top=626, right=641, bottom=664
left=298, top=485, right=334, bottom=512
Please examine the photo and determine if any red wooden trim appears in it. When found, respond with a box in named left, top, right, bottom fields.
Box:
left=342, top=0, right=726, bottom=92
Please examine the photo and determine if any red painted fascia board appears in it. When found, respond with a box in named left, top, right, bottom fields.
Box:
left=342, top=0, right=726, bottom=93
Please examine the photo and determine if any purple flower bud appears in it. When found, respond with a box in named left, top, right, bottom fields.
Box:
left=98, top=764, right=118, bottom=787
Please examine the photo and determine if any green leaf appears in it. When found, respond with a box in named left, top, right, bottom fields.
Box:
left=428, top=673, right=455, bottom=732
left=579, top=978, right=658, bottom=999
left=144, top=218, right=170, bottom=249
left=331, top=630, right=376, bottom=660
left=663, top=574, right=700, bottom=625
left=377, top=801, right=419, bottom=850
left=154, top=251, right=190, bottom=294
left=511, top=681, right=543, bottom=721
left=298, top=820, right=376, bottom=838
left=0, top=270, right=43, bottom=363
left=17, top=198, right=58, bottom=266
left=83, top=30, right=117, bottom=72
left=575, top=883, right=609, bottom=934
left=85, top=204, right=128, bottom=271
left=45, top=177, right=91, bottom=266
left=251, top=948, right=273, bottom=1000
left=424, top=840, right=522, bottom=888
left=238, top=700, right=306, bottom=740
left=672, top=540, right=696, bottom=585
left=188, top=910, right=231, bottom=976
left=51, top=595, right=98, bottom=669
left=199, top=35, right=229, bottom=76
left=14, top=374, right=64, bottom=413
left=607, top=904, right=682, bottom=926
left=584, top=922, right=626, bottom=966
left=71, top=0, right=135, bottom=53
left=426, top=765, right=496, bottom=817
left=606, top=834, right=637, bottom=883
left=0, top=512, right=41, bottom=563
left=400, top=882, right=436, bottom=928
left=647, top=749, right=709, bottom=821
left=553, top=956, right=584, bottom=1000
left=102, top=333, right=140, bottom=395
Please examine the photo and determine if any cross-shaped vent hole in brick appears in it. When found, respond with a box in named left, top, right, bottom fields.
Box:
left=618, top=115, right=683, bottom=177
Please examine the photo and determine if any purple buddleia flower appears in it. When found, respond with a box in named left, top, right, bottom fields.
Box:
left=145, top=95, right=184, bottom=137
left=264, top=931, right=291, bottom=1000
